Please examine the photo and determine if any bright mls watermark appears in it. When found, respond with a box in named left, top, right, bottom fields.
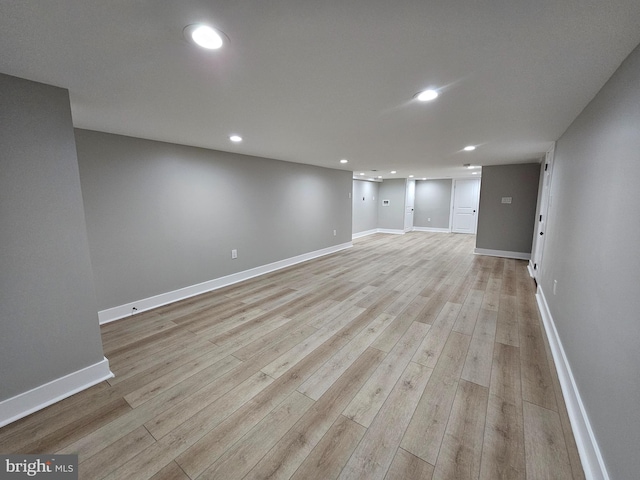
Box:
left=1, top=455, right=77, bottom=479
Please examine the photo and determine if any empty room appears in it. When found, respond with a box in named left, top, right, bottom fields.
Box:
left=1, top=2, right=639, bottom=480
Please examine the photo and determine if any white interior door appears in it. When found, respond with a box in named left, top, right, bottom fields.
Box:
left=531, top=145, right=555, bottom=279
left=404, top=179, right=415, bottom=232
left=451, top=178, right=480, bottom=234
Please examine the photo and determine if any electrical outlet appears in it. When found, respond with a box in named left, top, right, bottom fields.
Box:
left=427, top=217, right=431, bottom=222
left=231, top=249, right=238, bottom=259
left=333, top=230, right=337, bottom=236
left=553, top=279, right=557, bottom=295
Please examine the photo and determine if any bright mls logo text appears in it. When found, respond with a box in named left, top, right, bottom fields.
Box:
left=2, top=455, right=77, bottom=479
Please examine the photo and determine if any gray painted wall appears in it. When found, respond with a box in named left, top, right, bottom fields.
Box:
left=377, top=179, right=406, bottom=230
left=75, top=130, right=353, bottom=311
left=414, top=179, right=452, bottom=229
left=0, top=74, right=105, bottom=401
left=540, top=44, right=640, bottom=480
left=476, top=164, right=540, bottom=253
left=352, top=180, right=379, bottom=234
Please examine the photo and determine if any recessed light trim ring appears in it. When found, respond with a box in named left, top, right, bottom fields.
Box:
left=183, top=24, right=228, bottom=50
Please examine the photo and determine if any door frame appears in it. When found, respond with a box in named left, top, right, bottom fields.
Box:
left=404, top=179, right=416, bottom=232
left=530, top=144, right=555, bottom=279
left=450, top=178, right=481, bottom=234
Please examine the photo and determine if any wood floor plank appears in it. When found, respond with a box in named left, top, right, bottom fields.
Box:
left=261, top=304, right=365, bottom=378
left=344, top=321, right=430, bottom=427
left=413, top=302, right=462, bottom=368
left=78, top=425, right=156, bottom=480
left=401, top=332, right=471, bottom=465
left=197, top=391, right=314, bottom=480
left=244, top=347, right=385, bottom=480
left=339, top=362, right=433, bottom=480
left=479, top=394, right=525, bottom=480
left=481, top=275, right=502, bottom=312
left=107, top=337, right=217, bottom=388
left=519, top=320, right=557, bottom=411
left=297, top=312, right=395, bottom=400
left=432, top=379, right=488, bottom=480
left=452, top=289, right=484, bottom=336
left=501, top=259, right=517, bottom=296
left=495, top=294, right=519, bottom=347
left=385, top=448, right=434, bottom=480
left=0, top=233, right=583, bottom=480
left=290, top=415, right=366, bottom=480
left=523, top=401, right=573, bottom=479
left=123, top=350, right=239, bottom=408
left=148, top=462, right=190, bottom=480
left=145, top=369, right=274, bottom=441
left=232, top=323, right=317, bottom=362
left=461, top=309, right=497, bottom=387
left=20, top=398, right=132, bottom=454
left=175, top=310, right=374, bottom=479
left=415, top=283, right=456, bottom=324
left=370, top=300, right=426, bottom=353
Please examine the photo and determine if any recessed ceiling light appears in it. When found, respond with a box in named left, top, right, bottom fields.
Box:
left=409, top=175, right=414, bottom=178
left=390, top=170, right=397, bottom=174
left=359, top=172, right=365, bottom=175
left=467, top=165, right=476, bottom=169
left=416, top=89, right=439, bottom=101
left=340, top=159, right=348, bottom=164
left=463, top=145, right=476, bottom=151
left=229, top=135, right=242, bottom=142
left=422, top=178, right=427, bottom=180
left=472, top=171, right=479, bottom=175
left=184, top=24, right=225, bottom=50
left=378, top=176, right=383, bottom=179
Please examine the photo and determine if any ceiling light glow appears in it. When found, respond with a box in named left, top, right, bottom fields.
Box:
left=463, top=145, right=476, bottom=151
left=229, top=135, right=242, bottom=142
left=390, top=170, right=397, bottom=174
left=409, top=175, right=414, bottom=178
left=340, top=159, right=348, bottom=164
left=416, top=89, right=439, bottom=101
left=360, top=172, right=365, bottom=175
left=185, top=24, right=224, bottom=50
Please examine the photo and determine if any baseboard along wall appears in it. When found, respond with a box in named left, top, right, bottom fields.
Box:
left=536, top=286, right=610, bottom=480
left=98, top=241, right=353, bottom=325
left=0, top=357, right=113, bottom=428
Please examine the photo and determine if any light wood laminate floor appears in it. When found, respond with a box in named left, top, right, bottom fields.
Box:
left=0, top=233, right=585, bottom=479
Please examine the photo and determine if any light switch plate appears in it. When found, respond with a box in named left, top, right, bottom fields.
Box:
left=501, top=197, right=512, bottom=204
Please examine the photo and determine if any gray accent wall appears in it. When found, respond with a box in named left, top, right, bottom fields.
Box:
left=377, top=179, right=406, bottom=231
left=352, top=180, right=379, bottom=234
left=75, top=130, right=353, bottom=311
left=540, top=43, right=640, bottom=480
left=0, top=74, right=105, bottom=401
left=476, top=164, right=540, bottom=253
left=414, top=179, right=452, bottom=229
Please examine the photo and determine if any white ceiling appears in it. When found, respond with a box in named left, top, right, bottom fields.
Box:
left=2, top=1, right=640, bottom=179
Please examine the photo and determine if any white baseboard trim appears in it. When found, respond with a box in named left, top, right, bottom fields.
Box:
left=99, top=242, right=353, bottom=325
left=527, top=260, right=536, bottom=278
left=0, top=357, right=113, bottom=428
left=352, top=229, right=378, bottom=239
left=412, top=227, right=451, bottom=233
left=376, top=228, right=405, bottom=235
left=474, top=248, right=531, bottom=260
left=536, top=286, right=609, bottom=480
